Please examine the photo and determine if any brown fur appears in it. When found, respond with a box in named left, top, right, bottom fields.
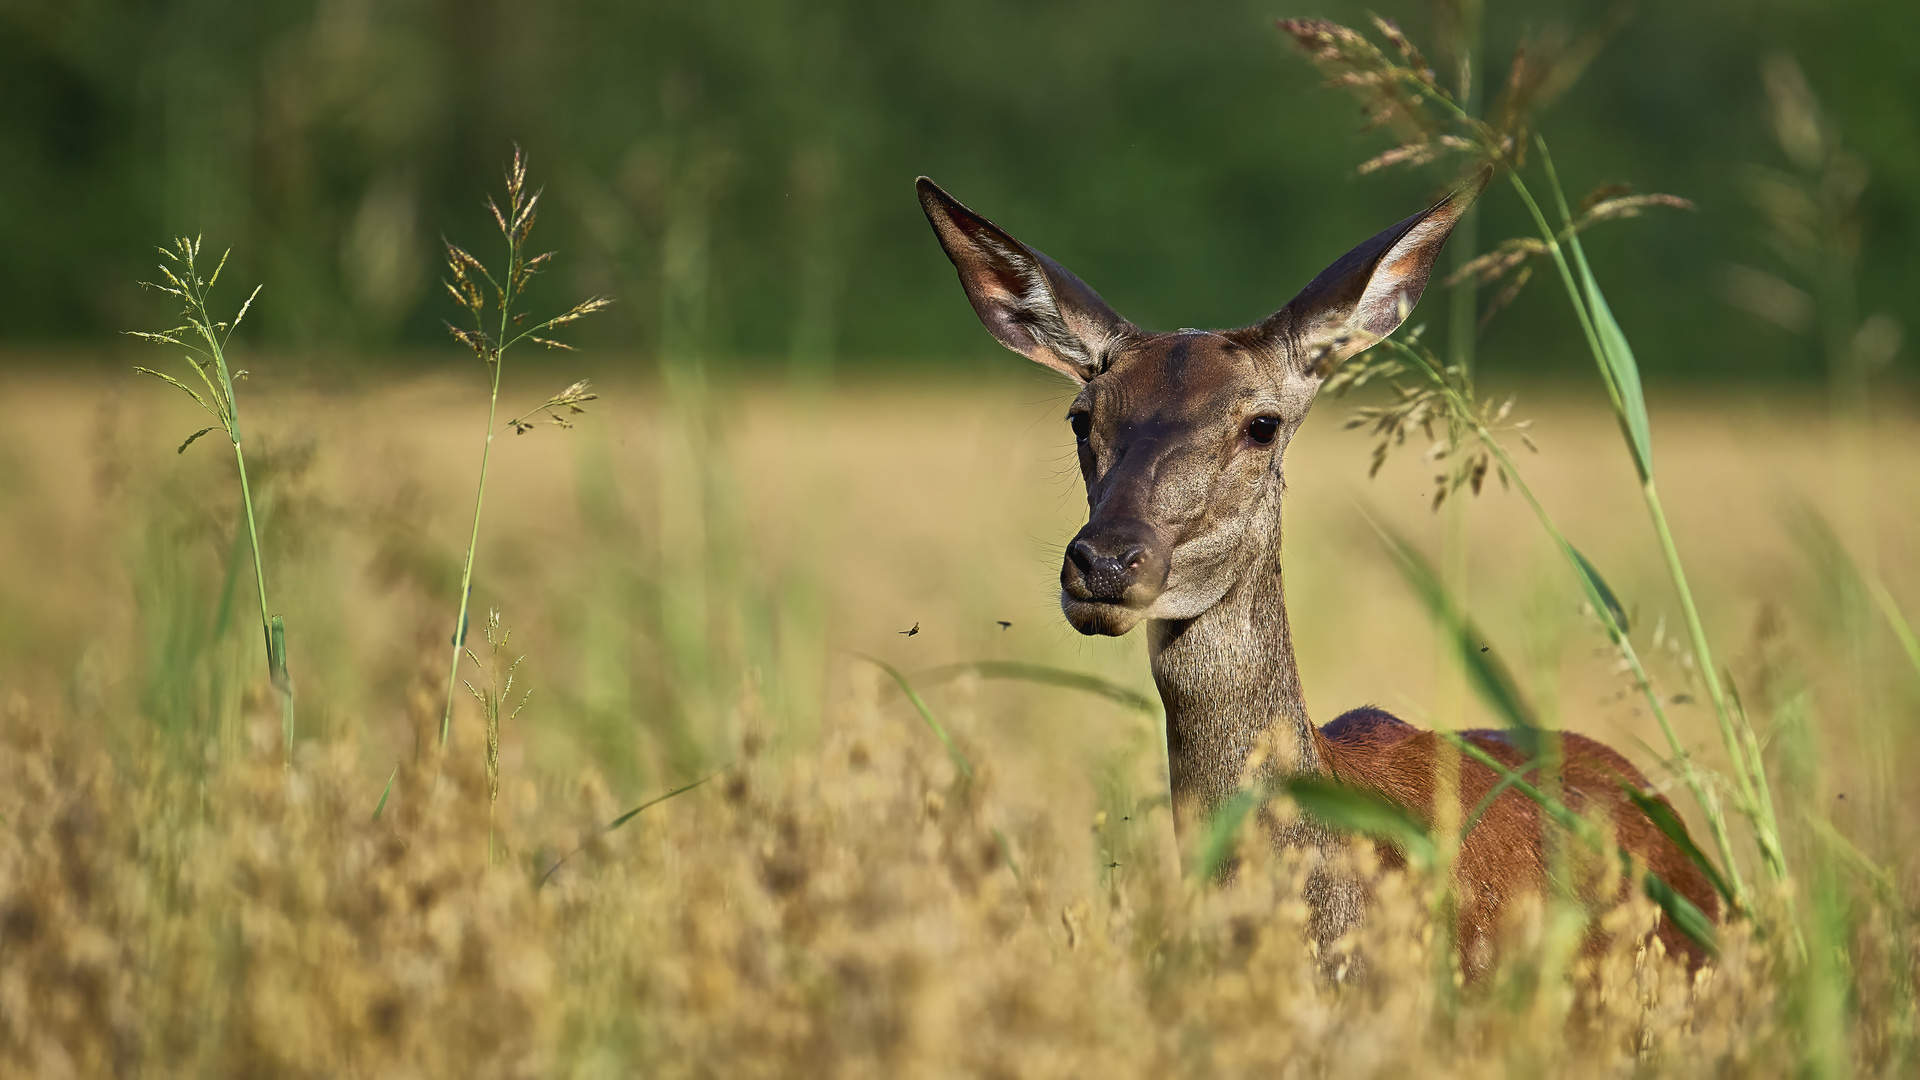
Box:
left=1317, top=707, right=1717, bottom=969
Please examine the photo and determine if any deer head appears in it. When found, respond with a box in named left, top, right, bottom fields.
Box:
left=917, top=175, right=1483, bottom=638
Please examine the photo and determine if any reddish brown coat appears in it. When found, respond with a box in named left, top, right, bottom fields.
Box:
left=1318, top=706, right=1718, bottom=968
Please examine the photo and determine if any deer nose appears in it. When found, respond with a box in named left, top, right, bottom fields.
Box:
left=1066, top=531, right=1157, bottom=602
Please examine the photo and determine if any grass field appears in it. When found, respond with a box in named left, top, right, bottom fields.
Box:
left=1, top=363, right=1915, bottom=1075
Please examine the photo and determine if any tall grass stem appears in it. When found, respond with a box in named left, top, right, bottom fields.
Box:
left=435, top=150, right=607, bottom=750
left=1381, top=338, right=1751, bottom=908
left=1496, top=140, right=1788, bottom=887
left=132, top=239, right=293, bottom=764
left=440, top=366, right=503, bottom=749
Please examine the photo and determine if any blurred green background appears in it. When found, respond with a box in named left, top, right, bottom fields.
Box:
left=2, top=0, right=1914, bottom=381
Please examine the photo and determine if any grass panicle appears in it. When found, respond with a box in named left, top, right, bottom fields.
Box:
left=129, top=237, right=295, bottom=764
left=1287, top=15, right=1785, bottom=918
left=507, top=379, right=600, bottom=435
left=462, top=608, right=528, bottom=866
left=438, top=147, right=609, bottom=752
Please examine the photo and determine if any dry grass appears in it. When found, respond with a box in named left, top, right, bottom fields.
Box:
left=0, top=366, right=1915, bottom=1076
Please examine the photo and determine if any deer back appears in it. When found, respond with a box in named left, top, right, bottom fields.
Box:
left=1316, top=709, right=1719, bottom=970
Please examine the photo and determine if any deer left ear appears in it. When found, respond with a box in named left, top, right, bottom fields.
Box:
left=1245, top=169, right=1489, bottom=379
left=917, top=176, right=1134, bottom=383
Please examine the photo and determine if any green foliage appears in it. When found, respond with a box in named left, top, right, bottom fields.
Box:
left=1286, top=11, right=1757, bottom=948
left=3, top=1, right=1913, bottom=379
left=1376, top=502, right=1724, bottom=955
left=1871, top=581, right=1920, bottom=684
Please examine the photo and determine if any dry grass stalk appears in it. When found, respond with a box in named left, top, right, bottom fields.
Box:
left=0, top=683, right=1900, bottom=1076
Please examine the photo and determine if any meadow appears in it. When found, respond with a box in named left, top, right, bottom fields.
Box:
left=0, top=357, right=1913, bottom=1076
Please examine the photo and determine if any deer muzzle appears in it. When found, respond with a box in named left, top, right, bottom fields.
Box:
left=1060, top=518, right=1169, bottom=636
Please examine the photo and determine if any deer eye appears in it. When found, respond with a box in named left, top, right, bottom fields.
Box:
left=1247, top=416, right=1280, bottom=445
left=1069, top=411, right=1092, bottom=442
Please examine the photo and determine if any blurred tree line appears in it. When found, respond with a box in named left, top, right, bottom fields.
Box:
left=1, top=0, right=1913, bottom=381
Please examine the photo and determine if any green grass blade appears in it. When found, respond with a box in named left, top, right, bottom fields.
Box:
left=1538, top=139, right=1655, bottom=483
left=1192, top=788, right=1260, bottom=881
left=1622, top=783, right=1735, bottom=909
left=1191, top=779, right=1440, bottom=881
left=1572, top=251, right=1655, bottom=482
left=911, top=661, right=1159, bottom=716
left=607, top=769, right=723, bottom=830
left=1521, top=146, right=1767, bottom=888
left=269, top=615, right=290, bottom=692
left=1724, top=680, right=1788, bottom=882
left=371, top=764, right=398, bottom=822
left=857, top=654, right=974, bottom=781
left=1453, top=732, right=1717, bottom=952
left=991, top=825, right=1024, bottom=886
left=856, top=659, right=1028, bottom=887
left=1375, top=520, right=1539, bottom=736
left=1637, top=857, right=1720, bottom=958
left=1445, top=732, right=1598, bottom=843
left=1867, top=578, right=1920, bottom=683
left=1459, top=756, right=1542, bottom=846
left=1284, top=776, right=1438, bottom=869
left=1570, top=545, right=1630, bottom=637
left=1803, top=812, right=1899, bottom=903
left=538, top=769, right=725, bottom=888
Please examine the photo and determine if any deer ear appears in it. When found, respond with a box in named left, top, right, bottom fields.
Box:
left=917, top=177, right=1133, bottom=383
left=1249, top=169, right=1489, bottom=379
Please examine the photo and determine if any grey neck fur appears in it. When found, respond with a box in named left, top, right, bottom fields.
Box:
left=1146, top=495, right=1370, bottom=952
left=1146, top=502, right=1323, bottom=827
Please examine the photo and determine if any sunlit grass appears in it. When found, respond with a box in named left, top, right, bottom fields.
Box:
left=0, top=367, right=1913, bottom=1074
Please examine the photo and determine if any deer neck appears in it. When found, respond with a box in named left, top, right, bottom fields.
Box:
left=1146, top=508, right=1321, bottom=828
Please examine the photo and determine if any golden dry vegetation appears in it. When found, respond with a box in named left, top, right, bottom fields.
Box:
left=0, top=366, right=1915, bottom=1076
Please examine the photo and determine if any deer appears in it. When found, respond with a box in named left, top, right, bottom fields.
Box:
left=915, top=172, right=1718, bottom=974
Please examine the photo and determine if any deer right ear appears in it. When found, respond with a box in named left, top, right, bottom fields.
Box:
left=1247, top=169, right=1489, bottom=379
left=917, top=177, right=1133, bottom=383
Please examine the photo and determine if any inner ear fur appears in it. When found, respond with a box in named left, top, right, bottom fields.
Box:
left=916, top=177, right=1134, bottom=383
left=1243, top=168, right=1490, bottom=378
